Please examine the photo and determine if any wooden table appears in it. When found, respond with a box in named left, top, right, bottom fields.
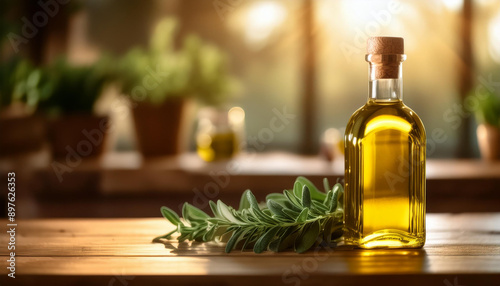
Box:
left=1, top=213, right=500, bottom=285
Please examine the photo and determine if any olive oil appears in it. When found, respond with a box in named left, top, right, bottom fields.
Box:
left=344, top=37, right=426, bottom=248
left=197, top=131, right=238, bottom=162
left=196, top=107, right=244, bottom=162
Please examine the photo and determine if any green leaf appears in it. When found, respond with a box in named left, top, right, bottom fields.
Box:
left=284, top=190, right=302, bottom=208
left=295, top=221, right=320, bottom=253
left=241, top=228, right=258, bottom=250
left=193, top=227, right=207, bottom=242
left=182, top=203, right=210, bottom=222
left=293, top=181, right=302, bottom=198
left=296, top=208, right=309, bottom=223
left=282, top=207, right=300, bottom=218
left=209, top=200, right=220, bottom=217
left=302, top=186, right=311, bottom=208
left=323, top=178, right=330, bottom=193
left=311, top=200, right=329, bottom=213
left=266, top=192, right=286, bottom=202
left=323, top=190, right=333, bottom=205
left=278, top=228, right=300, bottom=252
left=203, top=225, right=217, bottom=242
left=254, top=226, right=280, bottom=253
left=296, top=176, right=327, bottom=201
left=206, top=217, right=222, bottom=224
left=283, top=200, right=302, bottom=213
left=330, top=185, right=341, bottom=212
left=267, top=199, right=290, bottom=219
left=249, top=207, right=275, bottom=224
left=238, top=190, right=252, bottom=211
left=217, top=200, right=240, bottom=223
left=246, top=190, right=260, bottom=209
left=161, top=206, right=181, bottom=225
left=225, top=227, right=244, bottom=253
left=333, top=183, right=344, bottom=209
left=322, top=217, right=334, bottom=244
left=268, top=237, right=281, bottom=252
left=269, top=226, right=300, bottom=252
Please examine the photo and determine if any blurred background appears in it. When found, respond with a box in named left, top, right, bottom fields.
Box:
left=1, top=0, right=500, bottom=218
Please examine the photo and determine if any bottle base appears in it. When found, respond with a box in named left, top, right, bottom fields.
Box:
left=344, top=229, right=425, bottom=249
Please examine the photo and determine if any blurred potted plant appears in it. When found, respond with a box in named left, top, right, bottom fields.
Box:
left=37, top=58, right=112, bottom=158
left=475, top=90, right=500, bottom=161
left=117, top=18, right=237, bottom=157
left=0, top=57, right=46, bottom=156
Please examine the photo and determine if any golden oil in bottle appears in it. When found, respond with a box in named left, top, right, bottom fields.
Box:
left=196, top=107, right=244, bottom=162
left=197, top=131, right=238, bottom=162
left=344, top=37, right=426, bottom=248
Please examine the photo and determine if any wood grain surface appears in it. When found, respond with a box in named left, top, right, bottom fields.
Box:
left=1, top=213, right=500, bottom=285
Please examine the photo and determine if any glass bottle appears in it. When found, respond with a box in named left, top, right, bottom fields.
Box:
left=196, top=106, right=245, bottom=162
left=344, top=37, right=426, bottom=248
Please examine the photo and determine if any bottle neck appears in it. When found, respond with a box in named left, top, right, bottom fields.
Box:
left=366, top=54, right=405, bottom=103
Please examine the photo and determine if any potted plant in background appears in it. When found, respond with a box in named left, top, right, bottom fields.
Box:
left=117, top=17, right=238, bottom=157
left=0, top=57, right=46, bottom=157
left=37, top=58, right=112, bottom=158
left=475, top=90, right=500, bottom=161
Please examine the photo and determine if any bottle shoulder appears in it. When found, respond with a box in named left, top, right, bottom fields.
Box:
left=345, top=101, right=426, bottom=140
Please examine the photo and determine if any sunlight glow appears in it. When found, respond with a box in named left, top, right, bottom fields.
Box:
left=228, top=106, right=245, bottom=126
left=441, top=0, right=463, bottom=11
left=489, top=12, right=500, bottom=63
left=243, top=2, right=286, bottom=47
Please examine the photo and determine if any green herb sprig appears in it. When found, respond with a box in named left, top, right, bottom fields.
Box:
left=154, top=176, right=344, bottom=254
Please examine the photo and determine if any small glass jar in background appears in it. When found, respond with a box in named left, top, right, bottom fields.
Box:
left=196, top=106, right=245, bottom=162
left=320, top=128, right=343, bottom=162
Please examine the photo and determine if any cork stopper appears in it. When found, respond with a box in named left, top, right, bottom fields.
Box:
left=366, top=37, right=405, bottom=79
left=367, top=37, right=404, bottom=55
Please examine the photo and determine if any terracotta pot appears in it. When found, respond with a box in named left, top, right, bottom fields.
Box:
left=132, top=99, right=190, bottom=157
left=47, top=115, right=109, bottom=158
left=477, top=124, right=500, bottom=161
left=0, top=115, right=46, bottom=157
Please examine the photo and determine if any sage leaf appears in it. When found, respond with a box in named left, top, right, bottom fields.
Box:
left=323, top=178, right=330, bottom=193
left=284, top=200, right=302, bottom=213
left=322, top=217, right=334, bottom=244
left=182, top=203, right=210, bottom=222
left=241, top=228, right=258, bottom=250
left=267, top=199, right=288, bottom=218
left=296, top=176, right=327, bottom=201
left=246, top=190, right=260, bottom=209
left=282, top=207, right=300, bottom=218
left=270, top=226, right=297, bottom=252
left=302, top=186, right=311, bottom=208
left=296, top=208, right=309, bottom=223
left=330, top=186, right=340, bottom=212
left=295, top=220, right=320, bottom=253
left=254, top=226, right=280, bottom=253
left=225, top=227, right=244, bottom=253
left=266, top=193, right=287, bottom=202
left=210, top=200, right=220, bottom=217
left=293, top=181, right=302, bottom=198
left=217, top=200, right=240, bottom=223
left=161, top=206, right=181, bottom=225
left=238, top=189, right=252, bottom=211
left=284, top=190, right=302, bottom=208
